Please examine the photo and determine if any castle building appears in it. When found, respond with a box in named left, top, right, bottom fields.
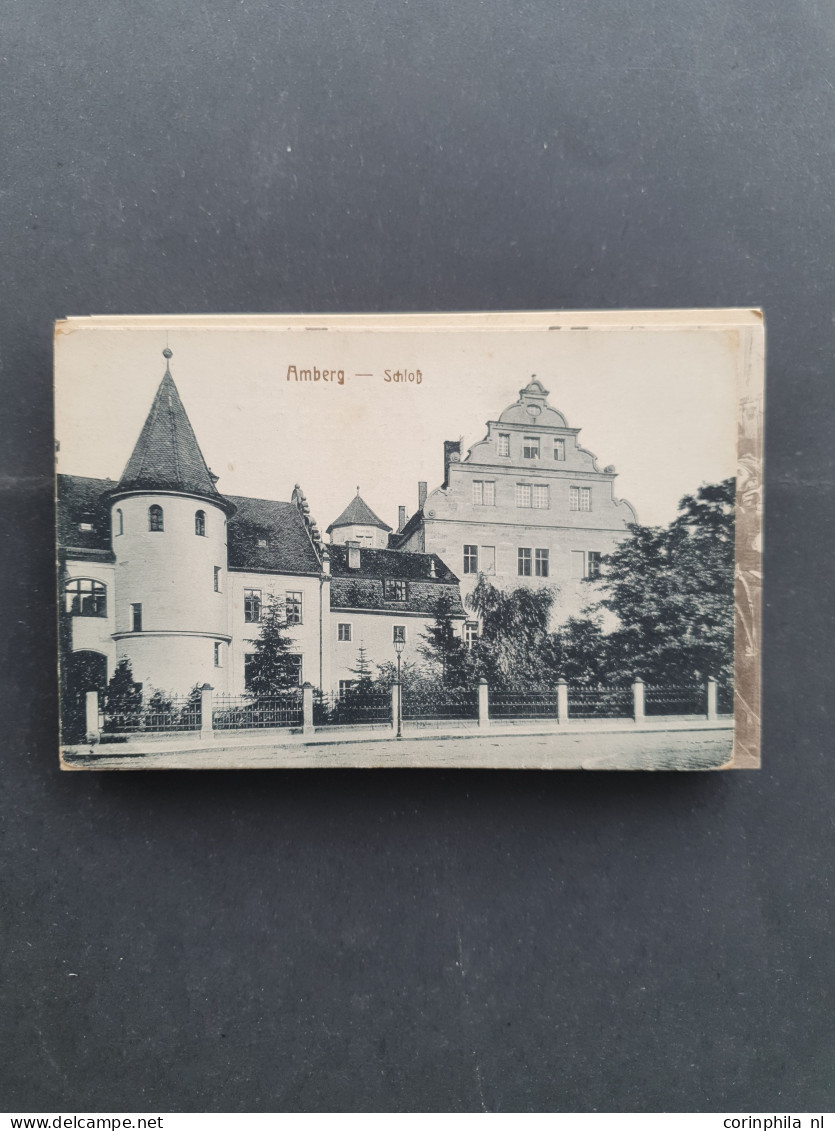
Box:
left=390, top=377, right=637, bottom=623
left=57, top=353, right=464, bottom=716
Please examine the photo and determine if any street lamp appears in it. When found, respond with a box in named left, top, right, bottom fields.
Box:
left=393, top=637, right=405, bottom=738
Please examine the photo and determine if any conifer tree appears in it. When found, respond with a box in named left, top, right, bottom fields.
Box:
left=246, top=595, right=298, bottom=698
left=349, top=642, right=374, bottom=688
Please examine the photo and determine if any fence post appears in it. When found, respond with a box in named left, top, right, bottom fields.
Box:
left=706, top=677, right=717, bottom=721
left=556, top=679, right=568, bottom=724
left=391, top=684, right=399, bottom=733
left=632, top=678, right=644, bottom=723
left=302, top=682, right=314, bottom=735
left=85, top=691, right=100, bottom=743
left=200, top=684, right=214, bottom=742
left=478, top=678, right=489, bottom=728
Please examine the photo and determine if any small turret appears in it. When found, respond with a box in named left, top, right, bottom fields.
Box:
left=326, top=488, right=392, bottom=549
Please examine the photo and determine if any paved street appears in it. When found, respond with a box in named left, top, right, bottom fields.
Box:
left=64, top=724, right=734, bottom=771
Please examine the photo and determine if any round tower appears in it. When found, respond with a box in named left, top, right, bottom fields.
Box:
left=109, top=350, right=236, bottom=695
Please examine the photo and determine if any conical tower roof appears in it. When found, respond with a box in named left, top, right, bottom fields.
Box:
left=326, top=491, right=392, bottom=534
left=114, top=351, right=230, bottom=507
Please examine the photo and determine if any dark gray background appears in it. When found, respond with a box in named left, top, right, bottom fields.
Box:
left=2, top=0, right=832, bottom=1113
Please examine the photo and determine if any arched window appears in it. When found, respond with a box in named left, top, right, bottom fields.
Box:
left=65, top=578, right=107, bottom=617
left=116, top=509, right=124, bottom=535
left=195, top=510, right=206, bottom=536
left=149, top=504, right=164, bottom=532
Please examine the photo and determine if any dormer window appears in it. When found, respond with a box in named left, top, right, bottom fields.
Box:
left=149, top=504, right=164, bottom=532
left=384, top=579, right=406, bottom=601
left=257, top=537, right=268, bottom=549
left=78, top=521, right=94, bottom=533
left=194, top=510, right=206, bottom=536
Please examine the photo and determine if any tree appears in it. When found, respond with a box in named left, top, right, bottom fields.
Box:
left=596, top=477, right=735, bottom=686
left=246, top=595, right=299, bottom=697
left=541, top=616, right=613, bottom=686
left=418, top=594, right=470, bottom=686
left=467, top=575, right=558, bottom=687
left=102, top=658, right=143, bottom=733
left=348, top=642, right=375, bottom=689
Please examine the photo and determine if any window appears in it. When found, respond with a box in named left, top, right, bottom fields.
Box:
left=553, top=439, right=566, bottom=461
left=339, top=679, right=356, bottom=697
left=535, top=548, right=549, bottom=577
left=463, top=545, right=478, bottom=573
left=464, top=621, right=479, bottom=648
left=518, top=548, right=532, bottom=576
left=286, top=655, right=303, bottom=685
left=214, top=641, right=223, bottom=668
left=214, top=566, right=222, bottom=592
left=149, top=505, right=164, bottom=532
left=195, top=510, right=206, bottom=536
left=78, top=521, right=94, bottom=533
left=393, top=625, right=406, bottom=644
left=523, top=436, right=540, bottom=459
left=244, top=588, right=262, bottom=623
left=532, top=484, right=549, bottom=509
left=116, top=509, right=123, bottom=535
left=286, top=591, right=303, bottom=624
left=131, top=603, right=142, bottom=632
left=515, top=484, right=532, bottom=508
left=472, top=480, right=495, bottom=506
left=497, top=433, right=510, bottom=457
left=64, top=578, right=107, bottom=617
left=587, top=551, right=602, bottom=579
left=244, top=652, right=256, bottom=690
left=481, top=545, right=496, bottom=574
left=570, top=486, right=592, bottom=512
left=384, top=579, right=407, bottom=601
left=337, top=623, right=352, bottom=641
left=257, top=537, right=268, bottom=549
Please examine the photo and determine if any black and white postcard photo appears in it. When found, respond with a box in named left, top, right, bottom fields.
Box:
left=55, top=310, right=763, bottom=771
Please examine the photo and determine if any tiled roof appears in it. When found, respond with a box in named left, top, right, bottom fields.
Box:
left=116, top=368, right=227, bottom=503
left=328, top=545, right=458, bottom=582
left=326, top=493, right=392, bottom=533
left=225, top=495, right=322, bottom=576
left=56, top=474, right=116, bottom=560
left=328, top=545, right=464, bottom=615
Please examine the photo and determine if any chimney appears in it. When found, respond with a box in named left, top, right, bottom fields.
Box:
left=346, top=540, right=361, bottom=570
left=418, top=481, right=428, bottom=509
left=398, top=506, right=406, bottom=532
left=443, top=440, right=461, bottom=487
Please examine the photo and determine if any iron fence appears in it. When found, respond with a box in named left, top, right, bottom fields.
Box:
left=644, top=685, right=705, bottom=716
left=212, top=692, right=303, bottom=730
left=489, top=688, right=560, bottom=720
left=314, top=689, right=391, bottom=727
left=567, top=685, right=633, bottom=719
left=402, top=687, right=479, bottom=721
left=102, top=695, right=202, bottom=736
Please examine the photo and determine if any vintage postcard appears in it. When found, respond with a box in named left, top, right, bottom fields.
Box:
left=55, top=310, right=763, bottom=771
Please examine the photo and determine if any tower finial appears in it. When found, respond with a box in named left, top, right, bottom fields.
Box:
left=163, top=346, right=173, bottom=360
left=356, top=485, right=360, bottom=496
